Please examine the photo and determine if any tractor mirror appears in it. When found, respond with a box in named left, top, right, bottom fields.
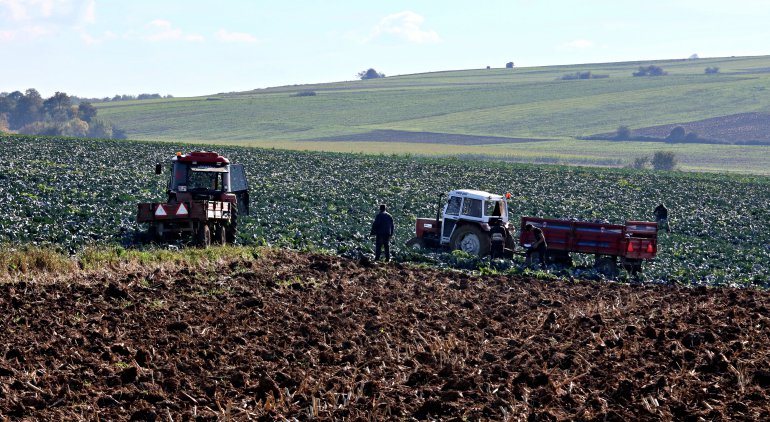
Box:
left=155, top=163, right=162, bottom=175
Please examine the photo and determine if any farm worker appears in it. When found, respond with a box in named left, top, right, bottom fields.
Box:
left=370, top=204, right=395, bottom=262
left=524, top=223, right=547, bottom=270
left=654, top=203, right=671, bottom=233
left=489, top=218, right=507, bottom=259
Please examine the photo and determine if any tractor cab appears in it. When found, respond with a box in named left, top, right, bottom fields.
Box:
left=407, top=189, right=516, bottom=257
left=440, top=190, right=510, bottom=244
left=156, top=151, right=249, bottom=216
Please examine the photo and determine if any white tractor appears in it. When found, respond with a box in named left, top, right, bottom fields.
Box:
left=406, top=189, right=516, bottom=257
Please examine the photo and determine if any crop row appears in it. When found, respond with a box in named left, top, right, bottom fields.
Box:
left=1, top=134, right=769, bottom=286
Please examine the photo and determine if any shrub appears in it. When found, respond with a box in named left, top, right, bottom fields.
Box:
left=631, top=156, right=649, bottom=169
left=651, top=151, right=677, bottom=171
left=561, top=71, right=608, bottom=80
left=616, top=126, right=631, bottom=140
left=633, top=65, right=667, bottom=77
left=293, top=90, right=317, bottom=97
left=705, top=67, right=720, bottom=74
left=88, top=118, right=113, bottom=138
left=357, top=68, right=385, bottom=80
left=666, top=126, right=686, bottom=142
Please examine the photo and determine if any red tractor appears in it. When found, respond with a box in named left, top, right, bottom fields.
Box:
left=519, top=216, right=658, bottom=275
left=137, top=151, right=249, bottom=246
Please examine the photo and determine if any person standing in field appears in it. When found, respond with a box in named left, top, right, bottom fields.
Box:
left=370, top=204, right=395, bottom=261
left=524, top=223, right=547, bottom=270
left=654, top=203, right=670, bottom=233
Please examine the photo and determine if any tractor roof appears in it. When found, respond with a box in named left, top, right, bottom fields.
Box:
left=449, top=189, right=505, bottom=201
left=173, top=151, right=230, bottom=164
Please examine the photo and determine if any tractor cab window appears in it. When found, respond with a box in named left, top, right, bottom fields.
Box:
left=188, top=169, right=222, bottom=191
left=461, top=198, right=482, bottom=218
left=485, top=200, right=506, bottom=218
left=445, top=196, right=462, bottom=216
left=171, top=162, right=229, bottom=192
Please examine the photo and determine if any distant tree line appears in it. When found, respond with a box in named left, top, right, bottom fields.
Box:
left=560, top=71, right=609, bottom=80
left=0, top=89, right=125, bottom=139
left=633, top=65, right=667, bottom=77
left=69, top=93, right=174, bottom=103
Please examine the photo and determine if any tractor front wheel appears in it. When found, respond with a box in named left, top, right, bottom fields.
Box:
left=405, top=237, right=425, bottom=251
left=451, top=225, right=490, bottom=257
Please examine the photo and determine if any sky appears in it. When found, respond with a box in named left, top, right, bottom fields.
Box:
left=1, top=0, right=769, bottom=98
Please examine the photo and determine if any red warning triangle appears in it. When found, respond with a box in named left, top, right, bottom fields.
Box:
left=176, top=203, right=189, bottom=215
left=155, top=205, right=167, bottom=216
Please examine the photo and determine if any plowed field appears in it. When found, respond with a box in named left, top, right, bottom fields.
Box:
left=2, top=250, right=770, bottom=420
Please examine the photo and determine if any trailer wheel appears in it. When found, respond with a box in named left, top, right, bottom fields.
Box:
left=405, top=237, right=425, bottom=250
left=594, top=256, right=618, bottom=277
left=196, top=223, right=211, bottom=248
left=622, top=260, right=642, bottom=275
left=451, top=225, right=490, bottom=257
left=213, top=224, right=226, bottom=245
left=548, top=250, right=573, bottom=266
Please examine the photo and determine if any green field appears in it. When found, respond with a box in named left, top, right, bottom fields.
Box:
left=94, top=55, right=770, bottom=173
left=3, top=135, right=770, bottom=287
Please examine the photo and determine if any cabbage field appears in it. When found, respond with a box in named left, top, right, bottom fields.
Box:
left=1, top=134, right=769, bottom=287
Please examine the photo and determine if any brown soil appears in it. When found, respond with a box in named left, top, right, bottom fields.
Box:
left=2, top=250, right=770, bottom=420
left=602, top=112, right=770, bottom=143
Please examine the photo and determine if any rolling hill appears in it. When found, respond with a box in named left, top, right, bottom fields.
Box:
left=94, top=55, right=770, bottom=173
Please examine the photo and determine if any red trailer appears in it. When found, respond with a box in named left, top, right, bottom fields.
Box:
left=519, top=216, right=658, bottom=275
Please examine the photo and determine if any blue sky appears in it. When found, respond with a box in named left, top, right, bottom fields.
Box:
left=1, top=0, right=769, bottom=98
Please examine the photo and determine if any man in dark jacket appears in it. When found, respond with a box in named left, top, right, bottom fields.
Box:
left=654, top=203, right=670, bottom=233
left=524, top=223, right=547, bottom=270
left=370, top=204, right=395, bottom=261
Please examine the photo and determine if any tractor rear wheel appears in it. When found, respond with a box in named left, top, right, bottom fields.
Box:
left=196, top=223, right=211, bottom=248
left=213, top=224, right=226, bottom=245
left=451, top=225, right=490, bottom=257
left=226, top=209, right=238, bottom=244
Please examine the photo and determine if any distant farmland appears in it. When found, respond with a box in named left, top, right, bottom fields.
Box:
left=95, top=55, right=770, bottom=173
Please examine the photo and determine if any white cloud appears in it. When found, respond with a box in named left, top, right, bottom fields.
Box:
left=142, top=19, right=203, bottom=42
left=81, top=0, right=94, bottom=24
left=0, top=24, right=50, bottom=42
left=216, top=29, right=258, bottom=43
left=0, top=0, right=28, bottom=20
left=0, top=0, right=96, bottom=42
left=0, top=30, right=15, bottom=41
left=0, top=0, right=77, bottom=21
left=564, top=39, right=594, bottom=49
left=368, top=11, right=440, bottom=44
